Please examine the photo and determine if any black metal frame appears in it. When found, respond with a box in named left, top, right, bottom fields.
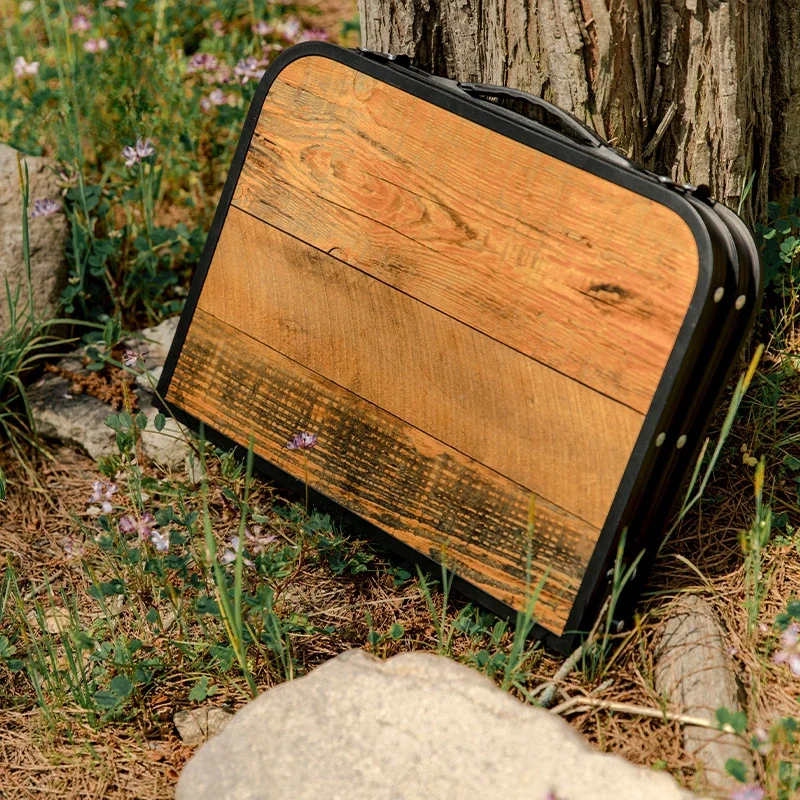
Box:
left=156, top=41, right=728, bottom=654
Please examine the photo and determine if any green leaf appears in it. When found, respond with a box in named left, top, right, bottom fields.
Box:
left=716, top=707, right=748, bottom=735
left=135, top=412, right=148, bottom=430
left=154, top=413, right=166, bottom=431
left=105, top=414, right=121, bottom=432
left=7, top=659, right=25, bottom=672
left=196, top=595, right=220, bottom=616
left=93, top=690, right=120, bottom=710
left=774, top=218, right=792, bottom=235
left=189, top=675, right=217, bottom=702
left=88, top=579, right=125, bottom=599
left=389, top=622, right=405, bottom=640
left=110, top=674, right=133, bottom=699
left=0, top=464, right=6, bottom=501
left=210, top=644, right=235, bottom=671
left=724, top=758, right=747, bottom=783
left=783, top=455, right=800, bottom=471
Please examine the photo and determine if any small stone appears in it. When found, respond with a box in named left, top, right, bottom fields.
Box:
left=655, top=595, right=752, bottom=794
left=176, top=649, right=696, bottom=800
left=26, top=607, right=72, bottom=634
left=174, top=706, right=235, bottom=748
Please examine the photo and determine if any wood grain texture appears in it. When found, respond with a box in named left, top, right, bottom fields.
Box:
left=199, top=206, right=642, bottom=528
left=233, top=55, right=700, bottom=413
left=166, top=309, right=600, bottom=634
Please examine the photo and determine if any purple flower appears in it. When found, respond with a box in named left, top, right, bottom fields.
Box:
left=88, top=480, right=117, bottom=513
left=13, top=57, right=39, bottom=79
left=136, top=138, right=155, bottom=159
left=287, top=431, right=318, bottom=450
left=119, top=512, right=156, bottom=541
left=122, top=138, right=155, bottom=168
left=83, top=38, right=108, bottom=53
left=244, top=524, right=277, bottom=555
left=251, top=20, right=272, bottom=36
left=122, top=145, right=138, bottom=168
left=60, top=535, right=86, bottom=560
left=730, top=787, right=765, bottom=800
left=199, top=88, right=236, bottom=113
left=234, top=56, right=266, bottom=85
left=297, top=29, right=330, bottom=43
left=275, top=18, right=301, bottom=41
left=71, top=13, right=91, bottom=33
left=30, top=198, right=61, bottom=218
left=772, top=622, right=800, bottom=676
left=220, top=535, right=254, bottom=568
left=211, top=19, right=225, bottom=37
left=122, top=348, right=144, bottom=368
left=186, top=53, right=219, bottom=74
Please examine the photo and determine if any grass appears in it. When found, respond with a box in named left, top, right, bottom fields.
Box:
left=1, top=1, right=799, bottom=799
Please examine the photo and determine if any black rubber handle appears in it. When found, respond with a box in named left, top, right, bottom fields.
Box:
left=457, top=82, right=608, bottom=149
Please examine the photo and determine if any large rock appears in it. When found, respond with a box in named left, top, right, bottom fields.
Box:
left=0, top=144, right=68, bottom=332
left=177, top=649, right=696, bottom=800
left=655, top=595, right=752, bottom=795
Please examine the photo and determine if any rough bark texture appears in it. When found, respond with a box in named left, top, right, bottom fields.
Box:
left=358, top=0, right=797, bottom=223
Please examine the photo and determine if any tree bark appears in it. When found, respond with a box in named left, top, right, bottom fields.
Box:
left=358, top=0, right=795, bottom=224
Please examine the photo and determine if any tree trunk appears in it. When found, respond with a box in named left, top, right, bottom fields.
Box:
left=358, top=0, right=797, bottom=224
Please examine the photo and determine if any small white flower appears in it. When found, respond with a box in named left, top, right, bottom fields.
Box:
left=150, top=530, right=170, bottom=553
left=13, top=56, right=39, bottom=79
left=83, top=38, right=109, bottom=53
left=220, top=535, right=254, bottom=568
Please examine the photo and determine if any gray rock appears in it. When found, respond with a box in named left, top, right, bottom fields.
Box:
left=27, top=316, right=189, bottom=468
left=137, top=398, right=188, bottom=468
left=174, top=706, right=235, bottom=747
left=655, top=595, right=751, bottom=794
left=177, top=649, right=696, bottom=800
left=0, top=144, right=68, bottom=332
left=28, top=375, right=117, bottom=461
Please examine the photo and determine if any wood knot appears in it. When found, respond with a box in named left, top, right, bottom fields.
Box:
left=587, top=283, right=631, bottom=302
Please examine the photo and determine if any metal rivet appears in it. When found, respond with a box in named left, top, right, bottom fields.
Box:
left=655, top=433, right=666, bottom=447
left=713, top=287, right=724, bottom=303
left=735, top=294, right=746, bottom=310
left=676, top=434, right=687, bottom=449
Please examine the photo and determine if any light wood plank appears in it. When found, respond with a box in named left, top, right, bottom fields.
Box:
left=198, top=206, right=643, bottom=528
left=167, top=308, right=600, bottom=634
left=233, top=55, right=699, bottom=413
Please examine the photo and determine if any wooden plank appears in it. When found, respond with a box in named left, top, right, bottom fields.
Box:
left=233, top=55, right=699, bottom=414
left=166, top=308, right=601, bottom=634
left=198, top=206, right=643, bottom=529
